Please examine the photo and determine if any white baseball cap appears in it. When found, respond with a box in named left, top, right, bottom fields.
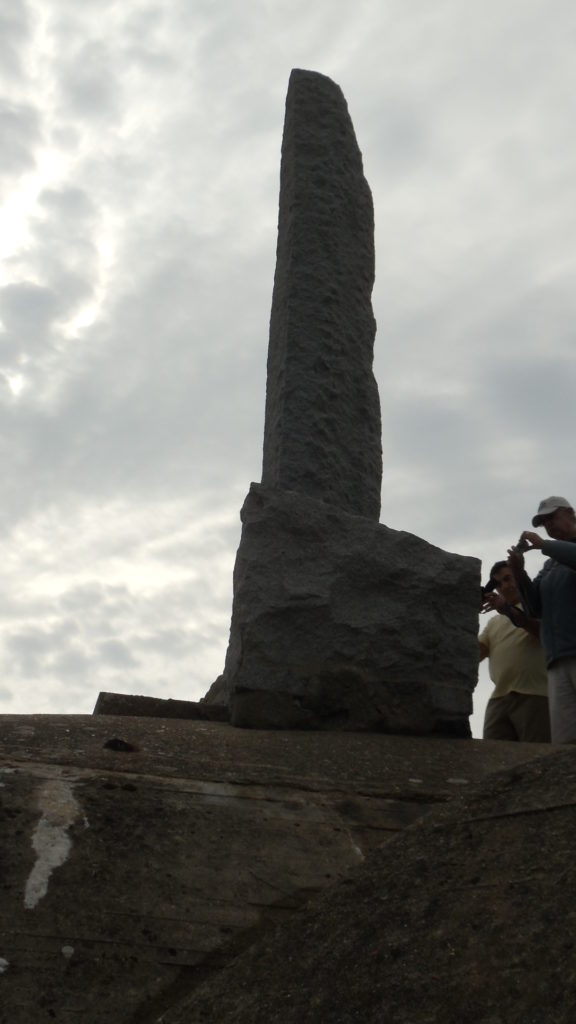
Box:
left=532, top=496, right=573, bottom=527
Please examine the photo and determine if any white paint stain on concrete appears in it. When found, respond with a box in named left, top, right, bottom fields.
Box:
left=0, top=958, right=9, bottom=973
left=24, top=780, right=82, bottom=910
left=61, top=945, right=75, bottom=959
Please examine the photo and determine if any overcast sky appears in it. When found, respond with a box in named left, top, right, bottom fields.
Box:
left=1, top=0, right=573, bottom=736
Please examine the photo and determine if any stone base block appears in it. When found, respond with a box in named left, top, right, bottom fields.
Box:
left=207, top=484, right=480, bottom=734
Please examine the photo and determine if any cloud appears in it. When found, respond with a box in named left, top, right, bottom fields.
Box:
left=57, top=41, right=124, bottom=120
left=0, top=100, right=42, bottom=177
left=0, top=281, right=61, bottom=331
left=0, top=2, right=31, bottom=83
left=0, top=494, right=236, bottom=713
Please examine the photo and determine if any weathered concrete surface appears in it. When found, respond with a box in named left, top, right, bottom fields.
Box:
left=261, top=68, right=382, bottom=520
left=167, top=747, right=576, bottom=1024
left=210, top=485, right=480, bottom=734
left=0, top=713, right=555, bottom=1023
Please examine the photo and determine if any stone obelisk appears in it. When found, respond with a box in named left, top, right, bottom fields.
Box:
left=205, top=70, right=480, bottom=735
left=262, top=70, right=382, bottom=520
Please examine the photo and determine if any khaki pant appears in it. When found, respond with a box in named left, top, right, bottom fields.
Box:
left=483, top=692, right=551, bottom=743
left=548, top=656, right=576, bottom=744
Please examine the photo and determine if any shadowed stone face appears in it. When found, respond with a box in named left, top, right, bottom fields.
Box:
left=262, top=69, right=382, bottom=521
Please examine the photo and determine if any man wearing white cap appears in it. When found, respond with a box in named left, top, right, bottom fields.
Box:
left=509, top=496, right=576, bottom=743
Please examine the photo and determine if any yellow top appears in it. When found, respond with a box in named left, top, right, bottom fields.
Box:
left=479, top=609, right=548, bottom=699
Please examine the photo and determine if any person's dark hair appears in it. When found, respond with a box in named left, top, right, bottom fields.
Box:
left=482, top=560, right=508, bottom=594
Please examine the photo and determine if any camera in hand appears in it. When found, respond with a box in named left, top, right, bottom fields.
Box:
left=515, top=535, right=529, bottom=554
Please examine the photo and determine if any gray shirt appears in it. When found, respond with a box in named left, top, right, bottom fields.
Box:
left=518, top=538, right=576, bottom=666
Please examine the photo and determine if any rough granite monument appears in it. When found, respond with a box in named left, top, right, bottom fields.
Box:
left=206, top=69, right=480, bottom=735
